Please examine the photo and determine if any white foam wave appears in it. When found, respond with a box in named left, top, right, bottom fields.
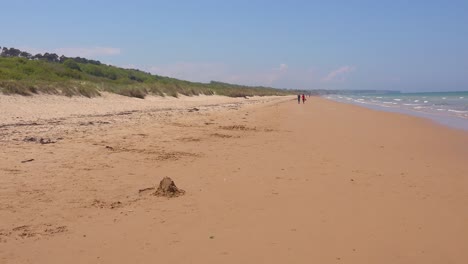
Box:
left=448, top=109, right=468, bottom=113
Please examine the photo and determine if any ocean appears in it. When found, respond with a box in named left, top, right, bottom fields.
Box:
left=324, top=91, right=468, bottom=131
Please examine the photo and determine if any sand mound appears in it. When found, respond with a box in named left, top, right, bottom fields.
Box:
left=154, top=177, right=185, bottom=198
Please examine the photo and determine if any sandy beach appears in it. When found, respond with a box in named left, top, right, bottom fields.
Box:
left=1, top=94, right=467, bottom=264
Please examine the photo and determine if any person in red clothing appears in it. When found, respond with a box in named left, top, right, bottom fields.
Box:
left=301, top=94, right=306, bottom=104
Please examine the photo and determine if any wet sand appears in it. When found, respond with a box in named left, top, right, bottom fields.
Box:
left=1, top=95, right=467, bottom=263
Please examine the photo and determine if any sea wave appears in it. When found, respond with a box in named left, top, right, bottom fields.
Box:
left=448, top=109, right=468, bottom=113
left=323, top=92, right=468, bottom=130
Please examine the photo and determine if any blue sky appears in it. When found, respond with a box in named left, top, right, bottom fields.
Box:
left=1, top=0, right=467, bottom=91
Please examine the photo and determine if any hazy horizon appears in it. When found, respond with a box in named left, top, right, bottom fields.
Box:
left=1, top=0, right=467, bottom=92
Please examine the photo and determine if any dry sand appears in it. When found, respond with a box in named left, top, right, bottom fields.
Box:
left=1, top=94, right=467, bottom=264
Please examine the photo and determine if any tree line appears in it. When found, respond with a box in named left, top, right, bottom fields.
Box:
left=0, top=46, right=101, bottom=65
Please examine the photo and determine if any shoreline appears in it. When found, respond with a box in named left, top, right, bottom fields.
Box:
left=323, top=94, right=468, bottom=131
left=1, top=95, right=467, bottom=263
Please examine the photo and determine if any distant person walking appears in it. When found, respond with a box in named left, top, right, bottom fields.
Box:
left=302, top=94, right=306, bottom=104
left=297, top=94, right=301, bottom=104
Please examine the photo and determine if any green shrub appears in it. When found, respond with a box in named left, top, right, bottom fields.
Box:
left=63, top=59, right=81, bottom=71
left=82, top=64, right=104, bottom=77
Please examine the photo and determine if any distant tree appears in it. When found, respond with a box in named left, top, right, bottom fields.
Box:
left=74, top=57, right=86, bottom=63
left=42, top=53, right=59, bottom=62
left=69, top=56, right=102, bottom=65
left=88, top=59, right=101, bottom=65
left=0, top=47, right=22, bottom=57
left=19, top=51, right=32, bottom=59
left=59, top=55, right=68, bottom=63
left=3, top=48, right=11, bottom=57
left=32, top=53, right=43, bottom=60
left=10, top=48, right=21, bottom=57
left=63, top=59, right=81, bottom=71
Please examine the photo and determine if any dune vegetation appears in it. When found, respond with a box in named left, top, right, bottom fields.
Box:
left=0, top=46, right=291, bottom=98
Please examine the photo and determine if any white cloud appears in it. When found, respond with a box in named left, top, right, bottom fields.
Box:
left=278, top=63, right=288, bottom=71
left=322, top=65, right=356, bottom=82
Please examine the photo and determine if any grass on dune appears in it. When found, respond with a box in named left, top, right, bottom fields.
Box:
left=0, top=54, right=291, bottom=98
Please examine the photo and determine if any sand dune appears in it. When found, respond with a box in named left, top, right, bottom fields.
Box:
left=1, top=95, right=467, bottom=263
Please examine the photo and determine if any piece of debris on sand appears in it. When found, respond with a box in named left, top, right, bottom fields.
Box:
left=23, top=137, right=58, bottom=144
left=138, top=187, right=155, bottom=194
left=154, top=177, right=185, bottom=198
